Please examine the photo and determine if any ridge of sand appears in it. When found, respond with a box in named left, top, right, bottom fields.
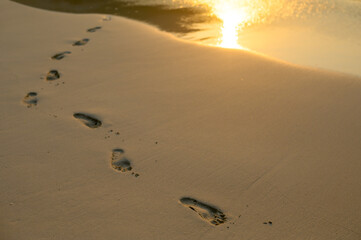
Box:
left=0, top=1, right=361, bottom=239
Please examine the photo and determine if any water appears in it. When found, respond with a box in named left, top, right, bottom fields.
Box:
left=12, top=0, right=361, bottom=75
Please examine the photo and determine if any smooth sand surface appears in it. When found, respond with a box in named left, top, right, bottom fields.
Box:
left=1, top=1, right=361, bottom=239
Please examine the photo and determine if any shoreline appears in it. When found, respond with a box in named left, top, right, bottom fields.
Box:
left=1, top=1, right=361, bottom=239
left=10, top=0, right=361, bottom=76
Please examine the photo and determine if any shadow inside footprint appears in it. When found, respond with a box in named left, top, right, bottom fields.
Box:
left=180, top=197, right=227, bottom=226
left=23, top=92, right=38, bottom=108
left=87, top=26, right=102, bottom=33
left=72, top=38, right=89, bottom=46
left=46, top=70, right=60, bottom=81
left=111, top=149, right=132, bottom=172
left=73, top=113, right=102, bottom=128
left=51, top=51, right=71, bottom=60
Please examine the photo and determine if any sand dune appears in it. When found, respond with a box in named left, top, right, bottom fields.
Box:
left=0, top=1, right=361, bottom=239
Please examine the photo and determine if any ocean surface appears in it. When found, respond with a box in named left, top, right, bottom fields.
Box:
left=12, top=0, right=361, bottom=75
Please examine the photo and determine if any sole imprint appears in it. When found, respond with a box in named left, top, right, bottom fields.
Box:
left=87, top=26, right=102, bottom=33
left=73, top=113, right=102, bottom=128
left=180, top=197, right=227, bottom=226
left=23, top=92, right=38, bottom=107
left=72, top=38, right=89, bottom=46
left=51, top=51, right=71, bottom=60
left=111, top=149, right=132, bottom=172
left=46, top=70, right=60, bottom=81
left=103, top=16, right=112, bottom=21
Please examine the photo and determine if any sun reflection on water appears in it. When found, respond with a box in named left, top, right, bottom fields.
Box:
left=176, top=0, right=331, bottom=49
left=213, top=1, right=247, bottom=49
left=183, top=0, right=271, bottom=49
left=189, top=0, right=253, bottom=49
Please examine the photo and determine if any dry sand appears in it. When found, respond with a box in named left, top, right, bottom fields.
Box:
left=1, top=1, right=361, bottom=239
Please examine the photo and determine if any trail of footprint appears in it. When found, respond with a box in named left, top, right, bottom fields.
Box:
left=51, top=51, right=71, bottom=60
left=111, top=149, right=132, bottom=172
left=72, top=38, right=89, bottom=46
left=46, top=70, right=60, bottom=81
left=73, top=113, right=102, bottom=128
left=23, top=92, right=38, bottom=108
left=87, top=26, right=102, bottom=33
left=180, top=197, right=227, bottom=226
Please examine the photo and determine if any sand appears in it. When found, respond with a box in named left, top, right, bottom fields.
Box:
left=1, top=1, right=361, bottom=239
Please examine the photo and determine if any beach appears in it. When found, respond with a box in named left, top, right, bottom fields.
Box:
left=1, top=1, right=361, bottom=239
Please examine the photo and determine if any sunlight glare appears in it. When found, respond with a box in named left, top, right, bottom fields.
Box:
left=178, top=0, right=330, bottom=49
left=213, top=1, right=249, bottom=49
left=190, top=0, right=257, bottom=49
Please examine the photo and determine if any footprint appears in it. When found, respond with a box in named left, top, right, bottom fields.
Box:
left=111, top=149, right=132, bottom=172
left=73, top=113, right=102, bottom=128
left=46, top=70, right=60, bottom=81
left=23, top=92, right=38, bottom=108
left=72, top=38, right=89, bottom=46
left=179, top=197, right=227, bottom=226
left=103, top=16, right=112, bottom=21
left=51, top=51, right=71, bottom=60
left=87, top=26, right=102, bottom=33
